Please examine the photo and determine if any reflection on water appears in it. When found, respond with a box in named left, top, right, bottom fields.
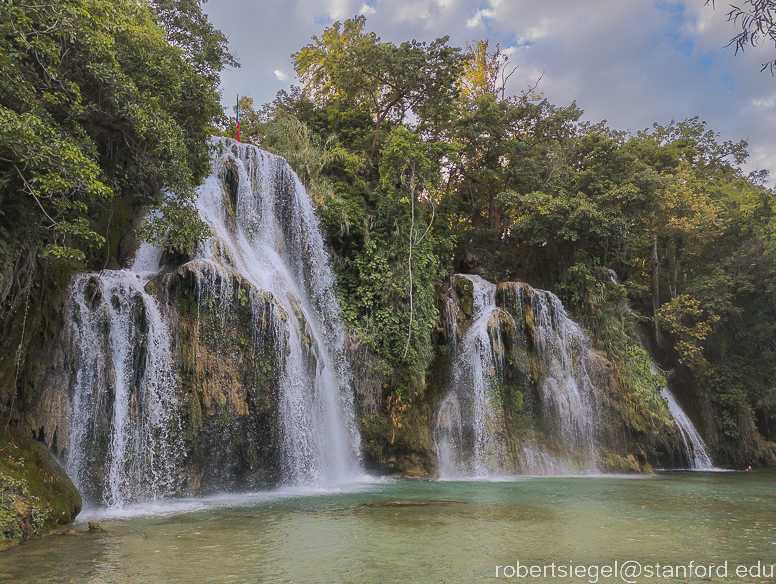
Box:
left=1, top=472, right=774, bottom=583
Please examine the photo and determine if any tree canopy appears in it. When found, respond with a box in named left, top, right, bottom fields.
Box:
left=0, top=0, right=234, bottom=320
left=240, top=19, right=776, bottom=466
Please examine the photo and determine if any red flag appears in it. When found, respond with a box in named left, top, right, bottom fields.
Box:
left=236, top=95, right=241, bottom=143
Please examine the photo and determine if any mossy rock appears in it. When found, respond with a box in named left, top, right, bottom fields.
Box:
left=599, top=451, right=652, bottom=474
left=0, top=431, right=82, bottom=549
left=496, top=282, right=535, bottom=332
left=219, top=156, right=240, bottom=220
left=487, top=309, right=514, bottom=358
left=455, top=276, right=474, bottom=318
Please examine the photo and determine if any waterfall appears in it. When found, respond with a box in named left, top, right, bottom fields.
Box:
left=659, top=380, right=715, bottom=470
left=195, top=139, right=361, bottom=485
left=64, top=138, right=361, bottom=506
left=434, top=276, right=504, bottom=476
left=66, top=269, right=179, bottom=507
left=520, top=446, right=571, bottom=475
left=509, top=282, right=600, bottom=462
left=434, top=275, right=602, bottom=477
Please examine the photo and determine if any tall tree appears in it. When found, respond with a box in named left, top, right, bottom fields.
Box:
left=293, top=16, right=465, bottom=182
left=0, top=0, right=232, bottom=272
left=0, top=0, right=234, bottom=422
left=460, top=40, right=518, bottom=100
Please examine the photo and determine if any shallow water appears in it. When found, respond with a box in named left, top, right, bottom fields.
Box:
left=2, top=472, right=775, bottom=583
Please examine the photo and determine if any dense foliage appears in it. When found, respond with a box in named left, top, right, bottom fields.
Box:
left=0, top=0, right=233, bottom=423
left=0, top=0, right=232, bottom=311
left=240, top=20, right=776, bottom=466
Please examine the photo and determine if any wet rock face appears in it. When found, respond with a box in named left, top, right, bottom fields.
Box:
left=165, top=261, right=286, bottom=493
left=117, top=214, right=145, bottom=268
left=220, top=156, right=240, bottom=214
left=438, top=275, right=544, bottom=475
left=455, top=277, right=474, bottom=320
left=29, top=260, right=290, bottom=504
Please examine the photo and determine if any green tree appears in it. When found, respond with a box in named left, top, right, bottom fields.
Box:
left=293, top=16, right=466, bottom=182
left=150, top=0, right=238, bottom=83
left=261, top=24, right=776, bottom=466
left=1, top=0, right=233, bottom=427
left=1, top=0, right=232, bottom=294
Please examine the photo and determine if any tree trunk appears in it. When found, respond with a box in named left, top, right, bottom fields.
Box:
left=494, top=202, right=504, bottom=234
left=488, top=184, right=495, bottom=229
left=365, top=92, right=405, bottom=186
left=672, top=244, right=682, bottom=300
left=651, top=234, right=663, bottom=346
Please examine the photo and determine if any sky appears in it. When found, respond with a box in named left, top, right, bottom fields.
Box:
left=203, top=0, right=776, bottom=182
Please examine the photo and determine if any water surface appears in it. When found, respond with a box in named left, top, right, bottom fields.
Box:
left=2, top=472, right=774, bottom=583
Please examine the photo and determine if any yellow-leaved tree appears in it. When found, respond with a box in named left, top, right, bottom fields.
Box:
left=656, top=161, right=726, bottom=299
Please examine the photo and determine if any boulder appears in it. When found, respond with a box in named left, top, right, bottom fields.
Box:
left=0, top=431, right=81, bottom=549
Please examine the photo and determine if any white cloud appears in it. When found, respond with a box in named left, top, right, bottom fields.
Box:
left=358, top=3, right=376, bottom=15
left=274, top=70, right=288, bottom=81
left=327, top=0, right=351, bottom=20
left=391, top=2, right=431, bottom=23
left=750, top=97, right=776, bottom=110
left=466, top=7, right=495, bottom=29
left=516, top=19, right=552, bottom=45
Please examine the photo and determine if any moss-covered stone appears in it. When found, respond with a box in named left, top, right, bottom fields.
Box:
left=0, top=431, right=81, bottom=549
left=454, top=276, right=474, bottom=319
left=219, top=156, right=240, bottom=220
left=496, top=281, right=535, bottom=338
left=164, top=261, right=286, bottom=493
left=599, top=451, right=653, bottom=474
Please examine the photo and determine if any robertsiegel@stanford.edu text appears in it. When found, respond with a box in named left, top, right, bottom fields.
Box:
left=495, top=560, right=776, bottom=583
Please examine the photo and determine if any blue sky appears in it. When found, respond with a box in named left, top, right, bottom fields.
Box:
left=204, top=0, right=776, bottom=182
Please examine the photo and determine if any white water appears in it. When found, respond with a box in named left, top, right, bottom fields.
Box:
left=434, top=276, right=601, bottom=477
left=658, top=378, right=715, bottom=470
left=78, top=476, right=389, bottom=521
left=132, top=242, right=163, bottom=275
left=66, top=270, right=178, bottom=507
left=434, top=276, right=504, bottom=476
left=520, top=446, right=571, bottom=475
left=511, top=282, right=600, bottom=461
left=65, top=139, right=362, bottom=507
left=195, top=139, right=361, bottom=485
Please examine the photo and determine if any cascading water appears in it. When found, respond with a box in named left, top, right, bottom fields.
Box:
left=435, top=276, right=504, bottom=476
left=65, top=265, right=178, bottom=507
left=656, top=372, right=714, bottom=470
left=520, top=446, right=570, bottom=475
left=508, top=282, right=600, bottom=463
left=64, top=138, right=362, bottom=506
left=434, top=275, right=603, bottom=477
left=195, top=139, right=361, bottom=485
